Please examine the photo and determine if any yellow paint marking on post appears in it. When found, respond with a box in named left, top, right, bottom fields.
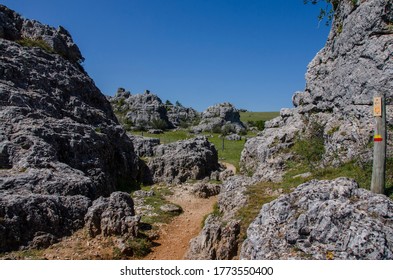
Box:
left=373, top=97, right=382, bottom=117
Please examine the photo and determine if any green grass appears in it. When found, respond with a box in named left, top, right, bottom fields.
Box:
left=239, top=111, right=279, bottom=122
left=17, top=38, right=55, bottom=54
left=235, top=182, right=281, bottom=242
left=203, top=133, right=246, bottom=171
left=133, top=185, right=182, bottom=225
left=132, top=130, right=193, bottom=144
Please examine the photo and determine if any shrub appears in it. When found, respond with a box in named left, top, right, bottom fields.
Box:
left=17, top=38, right=55, bottom=54
left=150, top=118, right=167, bottom=130
left=293, top=121, right=325, bottom=170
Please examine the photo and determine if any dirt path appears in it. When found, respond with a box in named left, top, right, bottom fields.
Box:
left=144, top=191, right=217, bottom=260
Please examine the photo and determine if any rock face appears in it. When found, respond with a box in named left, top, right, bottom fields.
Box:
left=146, top=136, right=220, bottom=184
left=0, top=5, right=140, bottom=251
left=186, top=176, right=252, bottom=260
left=241, top=178, right=393, bottom=260
left=192, top=103, right=246, bottom=134
left=84, top=192, right=139, bottom=238
left=240, top=0, right=393, bottom=181
left=110, top=88, right=200, bottom=130
left=127, top=134, right=160, bottom=157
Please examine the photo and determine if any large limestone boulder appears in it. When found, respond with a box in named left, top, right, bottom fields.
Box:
left=241, top=178, right=393, bottom=260
left=0, top=5, right=140, bottom=252
left=191, top=103, right=246, bottom=134
left=110, top=88, right=200, bottom=130
left=146, top=136, right=220, bottom=184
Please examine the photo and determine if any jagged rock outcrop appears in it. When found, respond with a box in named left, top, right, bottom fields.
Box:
left=146, top=136, right=220, bottom=184
left=84, top=192, right=139, bottom=238
left=111, top=89, right=172, bottom=130
left=186, top=176, right=253, bottom=259
left=241, top=178, right=393, bottom=260
left=127, top=134, right=160, bottom=157
left=110, top=88, right=200, bottom=130
left=191, top=182, right=221, bottom=198
left=167, top=104, right=200, bottom=128
left=191, top=103, right=246, bottom=134
left=0, top=5, right=140, bottom=252
left=241, top=0, right=393, bottom=181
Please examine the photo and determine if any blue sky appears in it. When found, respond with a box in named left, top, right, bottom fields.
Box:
left=1, top=0, right=330, bottom=112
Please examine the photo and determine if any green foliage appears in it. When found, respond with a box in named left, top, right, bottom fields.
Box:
left=17, top=38, right=55, bottom=54
left=247, top=120, right=265, bottom=131
left=236, top=182, right=279, bottom=242
left=304, top=0, right=337, bottom=26
left=122, top=118, right=134, bottom=131
left=150, top=118, right=167, bottom=130
left=221, top=124, right=234, bottom=136
left=211, top=124, right=222, bottom=134
left=293, top=121, right=325, bottom=170
left=135, top=186, right=182, bottom=225
left=127, top=237, right=152, bottom=257
left=175, top=101, right=183, bottom=107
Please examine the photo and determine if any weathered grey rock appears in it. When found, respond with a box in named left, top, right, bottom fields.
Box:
left=0, top=4, right=83, bottom=64
left=110, top=90, right=171, bottom=129
left=0, top=194, right=91, bottom=252
left=84, top=192, right=139, bottom=238
left=146, top=136, right=220, bottom=184
left=186, top=176, right=253, bottom=259
left=241, top=178, right=393, bottom=260
left=191, top=183, right=221, bottom=198
left=147, top=129, right=163, bottom=134
left=0, top=5, right=141, bottom=252
left=225, top=134, right=241, bottom=141
left=160, top=204, right=182, bottom=214
left=186, top=215, right=240, bottom=260
left=128, top=134, right=160, bottom=157
left=241, top=0, right=393, bottom=180
left=167, top=105, right=200, bottom=128
left=191, top=103, right=246, bottom=134
left=133, top=190, right=155, bottom=197
left=110, top=88, right=200, bottom=130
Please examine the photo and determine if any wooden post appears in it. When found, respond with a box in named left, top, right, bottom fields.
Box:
left=371, top=95, right=386, bottom=194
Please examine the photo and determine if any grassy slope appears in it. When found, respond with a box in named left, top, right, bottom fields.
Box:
left=239, top=111, right=280, bottom=122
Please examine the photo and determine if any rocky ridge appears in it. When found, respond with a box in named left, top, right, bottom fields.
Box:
left=0, top=5, right=141, bottom=252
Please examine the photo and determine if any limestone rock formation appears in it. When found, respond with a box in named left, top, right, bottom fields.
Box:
left=0, top=5, right=140, bottom=251
left=84, top=192, right=139, bottom=238
left=240, top=0, right=393, bottom=181
left=191, top=103, right=246, bottom=134
left=127, top=134, right=160, bottom=157
left=186, top=176, right=253, bottom=259
left=110, top=88, right=200, bottom=130
left=146, top=136, right=220, bottom=184
left=241, top=178, right=393, bottom=260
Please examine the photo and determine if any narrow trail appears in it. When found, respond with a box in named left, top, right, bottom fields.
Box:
left=143, top=191, right=217, bottom=260
left=144, top=162, right=235, bottom=260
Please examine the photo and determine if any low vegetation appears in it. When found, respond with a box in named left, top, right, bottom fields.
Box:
left=17, top=37, right=55, bottom=54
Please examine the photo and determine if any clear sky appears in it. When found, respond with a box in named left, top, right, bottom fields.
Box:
left=1, top=0, right=330, bottom=112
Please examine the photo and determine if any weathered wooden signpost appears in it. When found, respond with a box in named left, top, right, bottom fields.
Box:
left=371, top=95, right=386, bottom=194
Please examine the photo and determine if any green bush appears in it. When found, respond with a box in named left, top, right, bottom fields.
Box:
left=293, top=121, right=325, bottom=170
left=150, top=118, right=167, bottom=130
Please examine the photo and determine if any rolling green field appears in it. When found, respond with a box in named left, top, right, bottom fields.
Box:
left=239, top=111, right=280, bottom=122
